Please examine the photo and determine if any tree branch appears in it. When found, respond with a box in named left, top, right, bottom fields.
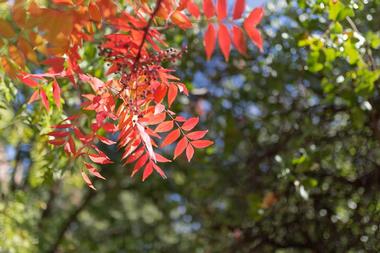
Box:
left=46, top=190, right=96, bottom=253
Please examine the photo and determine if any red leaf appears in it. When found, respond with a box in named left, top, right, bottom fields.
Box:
left=48, top=139, right=66, bottom=146
left=125, top=147, right=145, bottom=164
left=187, top=0, right=200, bottom=18
left=97, top=135, right=116, bottom=145
left=187, top=130, right=209, bottom=140
left=136, top=123, right=156, bottom=162
left=161, top=129, right=180, bottom=147
left=142, top=161, right=153, bottom=181
left=147, top=112, right=166, bottom=125
left=20, top=76, right=39, bottom=88
left=53, top=0, right=73, bottom=5
left=191, top=140, right=214, bottom=149
left=154, top=85, right=168, bottom=103
left=232, top=25, right=247, bottom=54
left=52, top=79, right=61, bottom=108
left=186, top=144, right=194, bottom=162
left=131, top=153, right=148, bottom=177
left=81, top=170, right=96, bottom=190
left=204, top=23, right=216, bottom=60
left=182, top=117, right=199, bottom=131
left=155, top=121, right=174, bottom=133
left=245, top=27, right=263, bottom=52
left=174, top=137, right=188, bottom=159
left=84, top=162, right=106, bottom=180
left=89, top=153, right=113, bottom=164
left=155, top=153, right=171, bottom=163
left=42, top=57, right=65, bottom=72
left=64, top=137, right=76, bottom=155
left=103, top=122, right=117, bottom=132
left=152, top=162, right=167, bottom=179
left=168, top=84, right=178, bottom=107
left=54, top=123, right=72, bottom=129
left=203, top=0, right=215, bottom=19
left=232, top=0, right=245, bottom=19
left=178, top=0, right=187, bottom=10
left=217, top=0, right=227, bottom=21
left=28, top=90, right=39, bottom=104
left=243, top=7, right=264, bottom=52
left=40, top=89, right=50, bottom=111
left=244, top=7, right=264, bottom=27
left=176, top=116, right=187, bottom=122
left=218, top=24, right=231, bottom=61
left=47, top=131, right=70, bottom=138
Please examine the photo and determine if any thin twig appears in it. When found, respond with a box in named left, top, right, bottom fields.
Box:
left=132, top=0, right=164, bottom=71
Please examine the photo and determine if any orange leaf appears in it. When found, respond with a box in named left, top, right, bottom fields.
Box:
left=161, top=129, right=180, bottom=147
left=154, top=84, right=168, bottom=103
left=182, top=117, right=199, bottom=131
left=9, top=45, right=25, bottom=67
left=186, top=144, right=194, bottom=162
left=218, top=23, right=231, bottom=61
left=0, top=57, right=17, bottom=78
left=191, top=140, right=214, bottom=149
left=155, top=121, right=174, bottom=133
left=89, top=2, right=102, bottom=22
left=232, top=0, right=245, bottom=19
left=232, top=25, right=247, bottom=54
left=12, top=0, right=26, bottom=26
left=17, top=37, right=38, bottom=64
left=28, top=90, right=40, bottom=104
left=187, top=130, right=208, bottom=140
left=171, top=11, right=192, bottom=30
left=168, top=84, right=178, bottom=107
left=203, top=0, right=215, bottom=19
left=174, top=137, right=188, bottom=159
left=0, top=19, right=15, bottom=38
left=204, top=23, right=216, bottom=60
left=217, top=0, right=227, bottom=21
left=147, top=112, right=166, bottom=125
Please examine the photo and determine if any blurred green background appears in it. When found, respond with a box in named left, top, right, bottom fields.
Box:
left=1, top=0, right=380, bottom=252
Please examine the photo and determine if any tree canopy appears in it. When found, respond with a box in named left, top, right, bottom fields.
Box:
left=0, top=0, right=380, bottom=252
